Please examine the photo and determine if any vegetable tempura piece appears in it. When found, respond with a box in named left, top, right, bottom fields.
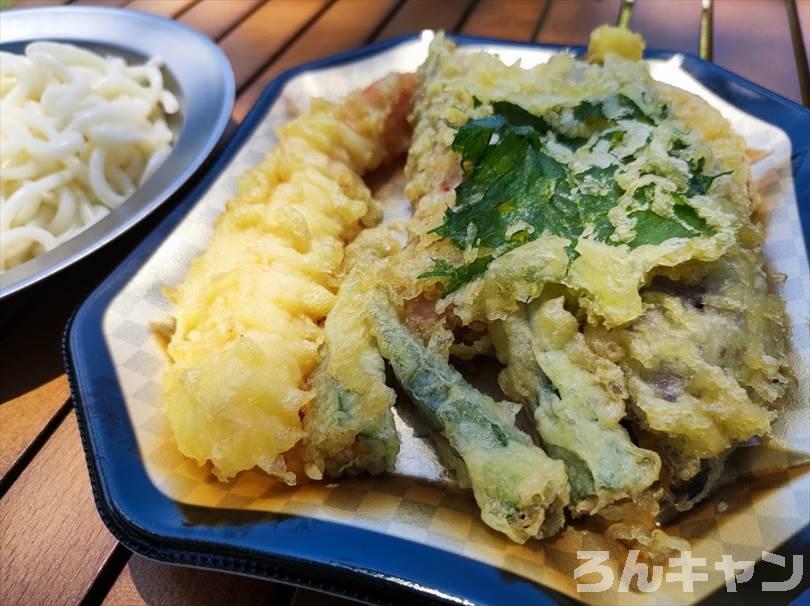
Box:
left=369, top=291, right=569, bottom=543
left=406, top=35, right=744, bottom=328
left=303, top=231, right=401, bottom=480
left=491, top=302, right=660, bottom=514
left=527, top=298, right=661, bottom=510
left=588, top=246, right=791, bottom=482
left=163, top=74, right=416, bottom=482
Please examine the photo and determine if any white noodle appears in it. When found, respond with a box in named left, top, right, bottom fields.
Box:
left=0, top=42, right=179, bottom=271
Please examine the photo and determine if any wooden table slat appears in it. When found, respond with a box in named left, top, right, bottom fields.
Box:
left=535, top=0, right=622, bottom=45
left=0, top=412, right=118, bottom=605
left=102, top=553, right=295, bottom=605
left=460, top=0, right=548, bottom=41
left=375, top=0, right=475, bottom=42
left=218, top=0, right=329, bottom=91
left=0, top=274, right=97, bottom=490
left=713, top=0, right=803, bottom=104
left=629, top=0, right=703, bottom=55
left=178, top=0, right=264, bottom=41
left=71, top=0, right=130, bottom=7
left=9, top=0, right=68, bottom=6
left=291, top=588, right=359, bottom=606
left=232, top=0, right=398, bottom=122
left=123, top=0, right=197, bottom=18
left=0, top=377, right=69, bottom=486
left=787, top=0, right=810, bottom=106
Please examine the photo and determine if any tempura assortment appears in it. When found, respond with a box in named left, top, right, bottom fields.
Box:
left=161, top=26, right=793, bottom=552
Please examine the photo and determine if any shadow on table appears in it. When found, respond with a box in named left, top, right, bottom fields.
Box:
left=0, top=120, right=239, bottom=404
left=0, top=187, right=184, bottom=403
left=120, top=553, right=296, bottom=605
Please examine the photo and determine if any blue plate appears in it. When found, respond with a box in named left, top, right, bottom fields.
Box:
left=65, top=34, right=810, bottom=605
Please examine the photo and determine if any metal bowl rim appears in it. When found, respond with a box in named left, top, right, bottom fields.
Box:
left=0, top=6, right=235, bottom=299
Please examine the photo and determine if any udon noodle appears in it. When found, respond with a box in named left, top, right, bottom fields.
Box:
left=0, top=42, right=179, bottom=272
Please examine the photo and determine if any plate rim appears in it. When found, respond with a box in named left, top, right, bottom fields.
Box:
left=64, top=32, right=810, bottom=606
left=0, top=6, right=235, bottom=300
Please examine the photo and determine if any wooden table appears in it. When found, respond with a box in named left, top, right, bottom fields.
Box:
left=1, top=1, right=808, bottom=604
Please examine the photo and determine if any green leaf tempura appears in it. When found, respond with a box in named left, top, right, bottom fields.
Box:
left=423, top=97, right=731, bottom=295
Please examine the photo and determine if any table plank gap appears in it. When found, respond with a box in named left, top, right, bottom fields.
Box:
left=79, top=543, right=133, bottom=606
left=100, top=553, right=297, bottom=605
left=171, top=0, right=200, bottom=19
left=123, top=0, right=197, bottom=18
left=713, top=0, right=803, bottom=104
left=787, top=0, right=810, bottom=106
left=454, top=0, right=482, bottom=33
left=799, top=0, right=810, bottom=56
left=530, top=0, right=555, bottom=41
left=0, top=383, right=70, bottom=495
left=179, top=0, right=264, bottom=41
left=630, top=0, right=703, bottom=55
left=218, top=0, right=332, bottom=91
left=0, top=412, right=118, bottom=606
left=0, top=280, right=98, bottom=497
left=233, top=0, right=399, bottom=122
left=363, top=0, right=409, bottom=44
left=535, top=0, right=622, bottom=46
left=375, top=0, right=476, bottom=42
left=461, top=0, right=549, bottom=41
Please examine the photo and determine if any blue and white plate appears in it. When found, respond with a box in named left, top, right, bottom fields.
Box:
left=65, top=33, right=810, bottom=606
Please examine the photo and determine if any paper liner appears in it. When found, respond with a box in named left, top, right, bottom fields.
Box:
left=101, top=38, right=810, bottom=604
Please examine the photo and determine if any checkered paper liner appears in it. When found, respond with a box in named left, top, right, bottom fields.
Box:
left=101, top=39, right=810, bottom=605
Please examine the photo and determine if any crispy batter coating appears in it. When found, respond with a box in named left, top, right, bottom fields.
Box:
left=390, top=31, right=792, bottom=545
left=163, top=74, right=416, bottom=482
left=492, top=300, right=661, bottom=515
left=303, top=228, right=402, bottom=480
left=370, top=290, right=570, bottom=543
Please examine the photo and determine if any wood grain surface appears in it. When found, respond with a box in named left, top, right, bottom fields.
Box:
left=800, top=0, right=810, bottom=54
left=375, top=0, right=474, bottom=41
left=11, top=0, right=69, bottom=6
left=0, top=377, right=69, bottom=485
left=232, top=0, right=399, bottom=121
left=218, top=0, right=329, bottom=90
left=630, top=0, right=703, bottom=55
left=1, top=1, right=807, bottom=605
left=178, top=0, right=264, bottom=40
left=72, top=0, right=130, bottom=6
left=102, top=554, right=295, bottom=605
left=714, top=0, right=803, bottom=103
left=460, top=0, right=548, bottom=41
left=0, top=413, right=118, bottom=605
left=536, top=0, right=622, bottom=45
left=124, top=0, right=196, bottom=18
